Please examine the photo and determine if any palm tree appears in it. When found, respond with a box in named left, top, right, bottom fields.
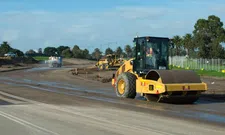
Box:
left=182, top=33, right=193, bottom=56
left=124, top=45, right=132, bottom=58
left=172, top=35, right=183, bottom=56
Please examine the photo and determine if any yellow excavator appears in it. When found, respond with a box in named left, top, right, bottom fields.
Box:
left=112, top=36, right=207, bottom=104
left=96, top=54, right=126, bottom=70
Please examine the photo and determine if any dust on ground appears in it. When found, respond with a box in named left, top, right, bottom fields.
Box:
left=69, top=66, right=115, bottom=83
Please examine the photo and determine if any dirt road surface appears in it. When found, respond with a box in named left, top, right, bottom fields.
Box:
left=0, top=60, right=225, bottom=135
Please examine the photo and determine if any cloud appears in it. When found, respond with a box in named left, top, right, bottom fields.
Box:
left=210, top=4, right=225, bottom=13
left=0, top=3, right=225, bottom=52
left=114, top=6, right=168, bottom=19
left=0, top=8, right=166, bottom=52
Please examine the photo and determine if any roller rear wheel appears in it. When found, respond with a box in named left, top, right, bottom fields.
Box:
left=115, top=72, right=136, bottom=98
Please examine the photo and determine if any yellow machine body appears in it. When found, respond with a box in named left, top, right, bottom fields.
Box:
left=135, top=78, right=207, bottom=94
left=96, top=58, right=109, bottom=70
left=111, top=36, right=207, bottom=104
left=96, top=54, right=126, bottom=70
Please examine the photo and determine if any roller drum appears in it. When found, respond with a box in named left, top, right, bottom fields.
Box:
left=146, top=69, right=202, bottom=84
left=145, top=70, right=202, bottom=104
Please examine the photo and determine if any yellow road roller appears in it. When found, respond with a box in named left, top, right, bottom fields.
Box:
left=111, top=36, right=207, bottom=104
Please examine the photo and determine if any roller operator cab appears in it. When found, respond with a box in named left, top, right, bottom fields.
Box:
left=133, top=36, right=170, bottom=75
left=112, top=36, right=207, bottom=104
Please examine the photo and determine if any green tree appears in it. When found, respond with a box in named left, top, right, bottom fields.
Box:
left=193, top=15, right=225, bottom=58
left=11, top=49, right=24, bottom=56
left=57, top=46, right=70, bottom=55
left=44, top=47, right=58, bottom=56
left=61, top=48, right=73, bottom=58
left=25, top=49, right=36, bottom=55
left=169, top=39, right=175, bottom=56
left=0, top=41, right=24, bottom=57
left=121, top=52, right=127, bottom=58
left=0, top=41, right=12, bottom=56
left=105, top=47, right=113, bottom=55
left=72, top=45, right=83, bottom=58
left=82, top=49, right=89, bottom=59
left=172, top=35, right=183, bottom=56
left=92, top=48, right=102, bottom=60
left=115, top=46, right=123, bottom=57
left=131, top=46, right=136, bottom=57
left=124, top=45, right=132, bottom=58
left=182, top=33, right=194, bottom=56
left=71, top=45, right=90, bottom=59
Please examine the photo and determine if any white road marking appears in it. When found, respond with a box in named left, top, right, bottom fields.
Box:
left=0, top=110, right=59, bottom=135
left=0, top=95, right=24, bottom=104
left=30, top=103, right=174, bottom=135
left=0, top=90, right=173, bottom=135
left=0, top=90, right=225, bottom=135
left=0, top=91, right=37, bottom=104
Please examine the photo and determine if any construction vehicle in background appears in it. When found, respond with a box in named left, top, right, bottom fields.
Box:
left=96, top=54, right=126, bottom=70
left=47, top=56, right=63, bottom=68
left=111, top=36, right=207, bottom=104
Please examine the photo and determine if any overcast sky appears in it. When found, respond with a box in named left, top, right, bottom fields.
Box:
left=0, top=0, right=225, bottom=52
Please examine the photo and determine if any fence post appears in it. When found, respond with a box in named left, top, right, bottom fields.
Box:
left=218, top=59, right=220, bottom=72
left=212, top=59, right=213, bottom=71
left=197, top=58, right=199, bottom=70
left=182, top=58, right=183, bottom=68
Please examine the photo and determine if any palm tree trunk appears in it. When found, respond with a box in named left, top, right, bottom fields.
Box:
left=186, top=48, right=189, bottom=56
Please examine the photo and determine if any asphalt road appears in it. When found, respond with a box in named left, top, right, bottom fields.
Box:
left=0, top=67, right=225, bottom=135
left=0, top=91, right=224, bottom=135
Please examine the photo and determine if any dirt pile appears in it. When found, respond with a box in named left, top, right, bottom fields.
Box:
left=63, top=58, right=96, bottom=65
left=70, top=67, right=98, bottom=74
left=0, top=60, right=12, bottom=66
left=26, top=57, right=38, bottom=64
left=0, top=57, right=38, bottom=67
left=101, top=77, right=112, bottom=83
left=69, top=67, right=114, bottom=83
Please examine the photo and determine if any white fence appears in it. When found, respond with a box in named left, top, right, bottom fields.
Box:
left=169, top=56, right=225, bottom=71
